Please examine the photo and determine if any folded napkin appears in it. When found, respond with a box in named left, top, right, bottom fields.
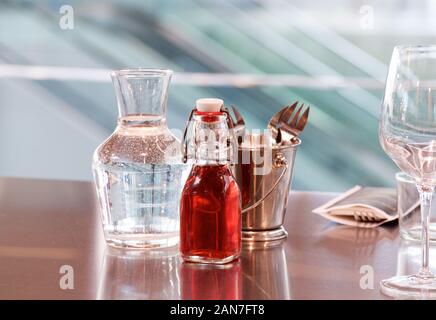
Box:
left=312, top=186, right=414, bottom=228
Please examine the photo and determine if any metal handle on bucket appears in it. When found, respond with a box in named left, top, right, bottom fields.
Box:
left=241, top=153, right=288, bottom=213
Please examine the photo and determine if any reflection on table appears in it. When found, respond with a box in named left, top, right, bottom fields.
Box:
left=97, top=246, right=181, bottom=299
left=97, top=239, right=291, bottom=300
left=241, top=239, right=291, bottom=299
left=180, top=261, right=242, bottom=300
left=396, top=240, right=436, bottom=276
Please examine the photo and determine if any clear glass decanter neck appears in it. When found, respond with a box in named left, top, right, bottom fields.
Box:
left=111, top=68, right=172, bottom=121
left=118, top=114, right=167, bottom=129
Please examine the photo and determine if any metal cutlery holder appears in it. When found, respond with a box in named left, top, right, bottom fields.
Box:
left=232, top=133, right=301, bottom=241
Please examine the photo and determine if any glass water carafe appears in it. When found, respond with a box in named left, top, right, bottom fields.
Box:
left=93, top=68, right=187, bottom=249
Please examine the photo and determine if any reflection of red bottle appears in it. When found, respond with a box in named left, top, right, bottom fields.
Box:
left=181, top=261, right=242, bottom=300
left=180, top=99, right=241, bottom=264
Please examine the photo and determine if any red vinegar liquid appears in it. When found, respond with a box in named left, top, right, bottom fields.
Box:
left=180, top=164, right=241, bottom=263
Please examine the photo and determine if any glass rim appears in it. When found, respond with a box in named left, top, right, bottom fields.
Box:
left=111, top=68, right=173, bottom=78
left=394, top=45, right=436, bottom=53
left=396, top=171, right=415, bottom=184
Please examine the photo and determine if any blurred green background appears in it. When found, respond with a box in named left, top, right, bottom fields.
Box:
left=1, top=0, right=435, bottom=191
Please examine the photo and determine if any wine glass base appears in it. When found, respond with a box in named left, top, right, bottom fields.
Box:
left=381, top=275, right=436, bottom=299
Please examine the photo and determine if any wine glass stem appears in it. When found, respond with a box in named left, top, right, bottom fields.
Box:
left=417, top=185, right=434, bottom=278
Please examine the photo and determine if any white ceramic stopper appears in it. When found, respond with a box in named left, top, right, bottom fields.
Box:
left=196, top=98, right=223, bottom=112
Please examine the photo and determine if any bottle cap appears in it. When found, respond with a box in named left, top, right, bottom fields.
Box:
left=196, top=98, right=224, bottom=112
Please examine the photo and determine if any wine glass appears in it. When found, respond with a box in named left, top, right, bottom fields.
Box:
left=380, top=45, right=436, bottom=299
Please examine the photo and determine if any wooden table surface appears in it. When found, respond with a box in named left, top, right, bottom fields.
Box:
left=0, top=177, right=418, bottom=300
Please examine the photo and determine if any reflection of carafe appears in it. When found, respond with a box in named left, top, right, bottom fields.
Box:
left=93, top=69, right=188, bottom=249
left=240, top=240, right=291, bottom=299
left=97, top=246, right=180, bottom=299
left=180, top=261, right=242, bottom=300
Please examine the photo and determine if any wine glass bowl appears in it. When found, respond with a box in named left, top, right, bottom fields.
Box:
left=380, top=45, right=436, bottom=299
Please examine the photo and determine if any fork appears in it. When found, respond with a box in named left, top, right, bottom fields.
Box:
left=277, top=102, right=310, bottom=143
left=222, top=105, right=246, bottom=144
left=353, top=211, right=382, bottom=223
left=267, top=103, right=296, bottom=144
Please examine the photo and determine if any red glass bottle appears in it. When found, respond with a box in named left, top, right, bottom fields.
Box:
left=180, top=98, right=241, bottom=264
